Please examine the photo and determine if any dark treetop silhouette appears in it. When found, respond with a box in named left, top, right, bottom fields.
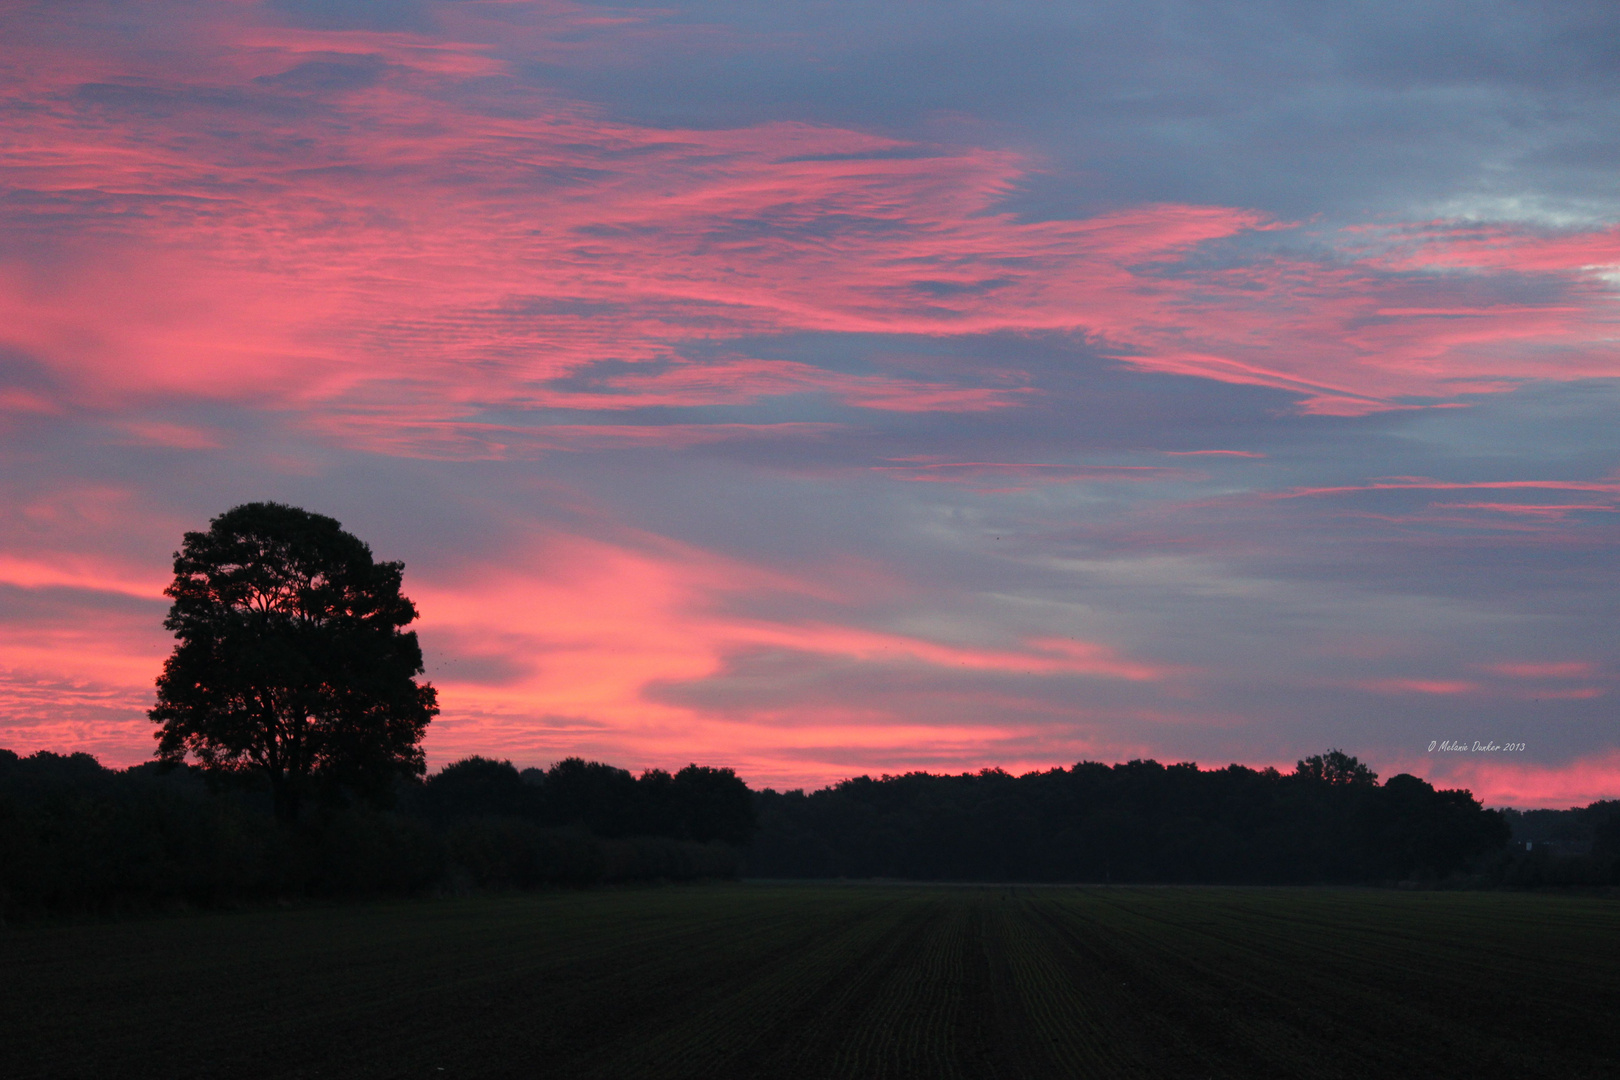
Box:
left=747, top=752, right=1513, bottom=883
left=149, top=502, right=437, bottom=822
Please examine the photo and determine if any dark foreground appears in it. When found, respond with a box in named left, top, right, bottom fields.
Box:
left=3, top=885, right=1616, bottom=1079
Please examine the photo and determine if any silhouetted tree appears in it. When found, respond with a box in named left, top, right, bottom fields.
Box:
left=671, top=765, right=757, bottom=845
left=414, top=757, right=534, bottom=820
left=541, top=757, right=642, bottom=836
left=1591, top=801, right=1620, bottom=859
left=149, top=502, right=437, bottom=823
left=1295, top=749, right=1378, bottom=786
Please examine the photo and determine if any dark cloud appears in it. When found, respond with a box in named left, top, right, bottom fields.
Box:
left=534, top=0, right=1620, bottom=223
left=254, top=57, right=392, bottom=93
left=266, top=0, right=436, bottom=33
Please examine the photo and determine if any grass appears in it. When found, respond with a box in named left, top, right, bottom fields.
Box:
left=3, top=884, right=1616, bottom=1078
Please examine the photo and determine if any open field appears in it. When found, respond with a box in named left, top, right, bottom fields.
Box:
left=3, top=884, right=1617, bottom=1079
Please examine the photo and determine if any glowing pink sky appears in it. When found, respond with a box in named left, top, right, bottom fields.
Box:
left=2, top=0, right=1617, bottom=806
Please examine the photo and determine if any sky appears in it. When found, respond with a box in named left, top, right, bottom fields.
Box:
left=2, top=0, right=1617, bottom=806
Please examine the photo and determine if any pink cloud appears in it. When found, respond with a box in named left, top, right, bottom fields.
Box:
left=1225, top=476, right=1620, bottom=534
left=1395, top=750, right=1620, bottom=809
left=401, top=528, right=1182, bottom=779
left=1162, top=450, right=1265, bottom=458
left=0, top=670, right=158, bottom=763
left=1279, top=477, right=1620, bottom=499
left=0, top=554, right=167, bottom=599
left=0, top=388, right=58, bottom=416
left=724, top=626, right=1176, bottom=682
left=114, top=421, right=222, bottom=451
left=313, top=413, right=845, bottom=460
left=1346, top=221, right=1620, bottom=275
left=1469, top=661, right=1610, bottom=700
left=1485, top=661, right=1597, bottom=679
left=1430, top=502, right=1618, bottom=519
left=1357, top=679, right=1480, bottom=696
left=870, top=459, right=1187, bottom=493
left=0, top=609, right=172, bottom=764
left=518, top=359, right=1024, bottom=413
left=0, top=485, right=208, bottom=764
left=2, top=8, right=1617, bottom=442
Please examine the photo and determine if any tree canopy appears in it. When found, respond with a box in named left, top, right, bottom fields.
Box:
left=149, top=502, right=437, bottom=822
left=1295, top=749, right=1379, bottom=786
left=747, top=756, right=1509, bottom=883
left=411, top=756, right=759, bottom=846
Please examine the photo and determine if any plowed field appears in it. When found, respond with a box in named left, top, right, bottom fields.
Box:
left=3, top=885, right=1615, bottom=1078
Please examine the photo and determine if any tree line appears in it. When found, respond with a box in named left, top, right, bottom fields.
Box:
left=1493, top=801, right=1620, bottom=887
left=0, top=749, right=748, bottom=919
left=8, top=744, right=1601, bottom=920
left=414, top=756, right=755, bottom=844
left=747, top=752, right=1523, bottom=885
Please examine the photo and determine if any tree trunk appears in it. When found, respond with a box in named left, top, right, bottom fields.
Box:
left=270, top=770, right=301, bottom=824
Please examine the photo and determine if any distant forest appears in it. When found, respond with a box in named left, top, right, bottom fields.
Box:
left=751, top=758, right=1615, bottom=887
left=3, top=747, right=1616, bottom=918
